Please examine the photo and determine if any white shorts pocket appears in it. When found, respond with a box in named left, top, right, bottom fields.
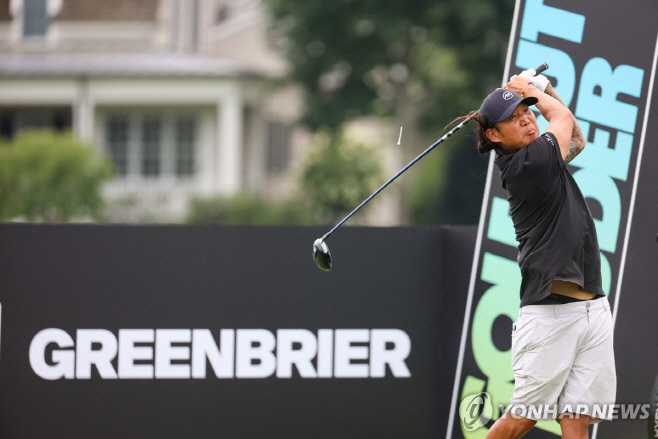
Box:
left=511, top=314, right=538, bottom=374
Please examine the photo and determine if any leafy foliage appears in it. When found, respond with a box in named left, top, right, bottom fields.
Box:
left=299, top=128, right=383, bottom=222
left=264, top=0, right=514, bottom=224
left=265, top=0, right=512, bottom=129
left=0, top=130, right=112, bottom=222
left=186, top=193, right=315, bottom=225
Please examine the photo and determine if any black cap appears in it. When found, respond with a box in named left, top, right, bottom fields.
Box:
left=479, top=89, right=538, bottom=129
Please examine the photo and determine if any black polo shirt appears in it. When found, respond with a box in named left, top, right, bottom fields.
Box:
left=495, top=132, right=604, bottom=306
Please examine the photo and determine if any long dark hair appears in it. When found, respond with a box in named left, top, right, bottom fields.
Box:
left=443, top=111, right=501, bottom=156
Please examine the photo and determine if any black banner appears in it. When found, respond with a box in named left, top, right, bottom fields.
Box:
left=0, top=224, right=473, bottom=439
left=449, top=0, right=658, bottom=437
left=0, top=217, right=656, bottom=439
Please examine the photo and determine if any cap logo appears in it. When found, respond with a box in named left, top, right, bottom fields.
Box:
left=502, top=91, right=514, bottom=100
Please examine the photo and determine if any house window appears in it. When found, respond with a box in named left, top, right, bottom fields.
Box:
left=266, top=120, right=291, bottom=175
left=141, top=116, right=161, bottom=176
left=107, top=116, right=129, bottom=176
left=175, top=117, right=195, bottom=176
left=104, top=111, right=197, bottom=179
left=23, top=0, right=49, bottom=37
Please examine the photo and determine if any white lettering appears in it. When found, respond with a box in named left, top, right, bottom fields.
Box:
left=76, top=329, right=118, bottom=379
left=155, top=329, right=191, bottom=379
left=316, top=329, right=333, bottom=378
left=527, top=405, right=544, bottom=419
left=235, top=329, right=276, bottom=378
left=276, top=329, right=317, bottom=378
left=592, top=404, right=608, bottom=420
left=370, top=329, right=411, bottom=378
left=334, top=329, right=369, bottom=378
left=29, top=328, right=75, bottom=380
left=118, top=329, right=154, bottom=379
left=620, top=403, right=641, bottom=419
left=29, top=328, right=413, bottom=380
left=191, top=329, right=234, bottom=378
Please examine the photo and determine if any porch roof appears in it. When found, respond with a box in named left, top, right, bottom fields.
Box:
left=0, top=52, right=280, bottom=78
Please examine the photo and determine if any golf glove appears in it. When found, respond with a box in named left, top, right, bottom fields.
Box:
left=510, top=69, right=550, bottom=93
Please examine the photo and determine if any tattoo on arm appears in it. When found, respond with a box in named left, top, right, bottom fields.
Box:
left=545, top=87, right=568, bottom=107
left=545, top=86, right=585, bottom=164
left=565, top=132, right=582, bottom=163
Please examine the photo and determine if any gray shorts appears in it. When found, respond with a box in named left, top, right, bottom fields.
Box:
left=509, top=297, right=616, bottom=423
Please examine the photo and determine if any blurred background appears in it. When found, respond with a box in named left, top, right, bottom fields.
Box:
left=0, top=0, right=513, bottom=226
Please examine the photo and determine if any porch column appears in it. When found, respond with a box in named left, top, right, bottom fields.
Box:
left=73, top=76, right=94, bottom=144
left=216, top=87, right=243, bottom=194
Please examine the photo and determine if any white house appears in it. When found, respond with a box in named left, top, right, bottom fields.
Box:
left=0, top=0, right=304, bottom=222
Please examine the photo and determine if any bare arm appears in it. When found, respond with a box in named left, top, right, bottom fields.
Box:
left=543, top=83, right=586, bottom=164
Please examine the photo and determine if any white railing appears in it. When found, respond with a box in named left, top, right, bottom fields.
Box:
left=103, top=179, right=202, bottom=223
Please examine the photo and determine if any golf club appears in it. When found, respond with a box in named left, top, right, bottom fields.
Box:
left=313, top=63, right=549, bottom=271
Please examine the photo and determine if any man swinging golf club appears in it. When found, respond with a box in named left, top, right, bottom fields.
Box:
left=472, top=71, right=616, bottom=438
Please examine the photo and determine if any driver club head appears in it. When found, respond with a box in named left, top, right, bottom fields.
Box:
left=312, top=238, right=332, bottom=271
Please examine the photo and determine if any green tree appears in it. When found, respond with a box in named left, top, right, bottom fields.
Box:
left=300, top=127, right=383, bottom=222
left=0, top=130, right=113, bottom=222
left=264, top=0, right=514, bottom=224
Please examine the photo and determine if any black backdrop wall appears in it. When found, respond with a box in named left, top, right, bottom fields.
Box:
left=0, top=225, right=474, bottom=439
left=0, top=222, right=656, bottom=439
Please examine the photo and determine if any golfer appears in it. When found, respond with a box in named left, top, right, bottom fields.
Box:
left=474, top=72, right=616, bottom=438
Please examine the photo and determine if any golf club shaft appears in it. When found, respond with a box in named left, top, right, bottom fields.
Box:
left=320, top=62, right=548, bottom=243
left=321, top=115, right=473, bottom=242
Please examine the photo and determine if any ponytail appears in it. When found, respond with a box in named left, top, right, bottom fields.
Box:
left=442, top=111, right=500, bottom=156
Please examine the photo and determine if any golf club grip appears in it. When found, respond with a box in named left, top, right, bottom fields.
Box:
left=534, top=63, right=549, bottom=75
